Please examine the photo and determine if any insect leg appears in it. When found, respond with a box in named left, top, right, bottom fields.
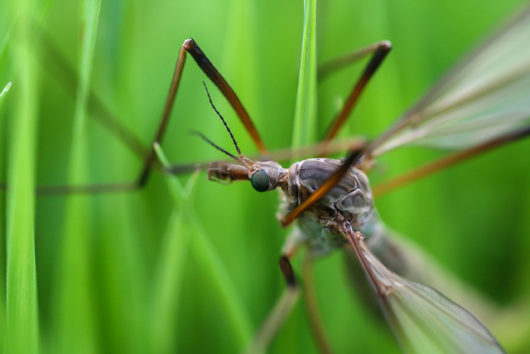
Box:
left=282, top=124, right=530, bottom=225
left=33, top=40, right=189, bottom=195
left=318, top=41, right=389, bottom=81
left=245, top=255, right=300, bottom=353
left=320, top=41, right=391, bottom=145
left=29, top=38, right=264, bottom=195
left=372, top=125, right=530, bottom=197
left=183, top=39, right=267, bottom=154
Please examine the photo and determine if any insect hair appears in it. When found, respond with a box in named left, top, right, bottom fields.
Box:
left=202, top=81, right=243, bottom=159
left=189, top=130, right=239, bottom=161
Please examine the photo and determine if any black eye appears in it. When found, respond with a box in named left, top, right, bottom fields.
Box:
left=250, top=169, right=270, bottom=192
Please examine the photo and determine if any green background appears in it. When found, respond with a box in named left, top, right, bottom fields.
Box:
left=0, top=0, right=529, bottom=353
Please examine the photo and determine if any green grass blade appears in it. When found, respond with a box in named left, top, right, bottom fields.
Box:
left=292, top=0, right=318, bottom=147
left=5, top=5, right=40, bottom=354
left=279, top=1, right=319, bottom=351
left=148, top=210, right=191, bottom=354
left=153, top=145, right=253, bottom=350
left=0, top=9, right=15, bottom=59
left=0, top=81, right=11, bottom=354
left=0, top=82, right=11, bottom=98
left=148, top=190, right=196, bottom=352
left=149, top=143, right=196, bottom=353
left=53, top=1, right=101, bottom=353
left=190, top=224, right=254, bottom=348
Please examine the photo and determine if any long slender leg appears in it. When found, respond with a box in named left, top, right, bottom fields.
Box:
left=34, top=41, right=187, bottom=195
left=320, top=41, right=391, bottom=145
left=184, top=40, right=266, bottom=155
left=245, top=256, right=300, bottom=354
left=281, top=43, right=391, bottom=225
left=135, top=41, right=190, bottom=187
left=319, top=42, right=387, bottom=81
left=372, top=126, right=530, bottom=197
left=302, top=251, right=332, bottom=354
left=281, top=123, right=530, bottom=227
left=30, top=38, right=265, bottom=195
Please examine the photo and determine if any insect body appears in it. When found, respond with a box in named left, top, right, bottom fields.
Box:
left=212, top=157, right=374, bottom=255
left=191, top=5, right=530, bottom=352
left=206, top=140, right=505, bottom=353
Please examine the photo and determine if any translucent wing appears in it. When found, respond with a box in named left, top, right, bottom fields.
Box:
left=370, top=6, right=530, bottom=157
left=341, top=224, right=504, bottom=354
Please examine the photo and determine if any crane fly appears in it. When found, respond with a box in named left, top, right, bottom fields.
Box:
left=152, top=6, right=530, bottom=353
left=159, top=6, right=528, bottom=353
left=5, top=3, right=530, bottom=354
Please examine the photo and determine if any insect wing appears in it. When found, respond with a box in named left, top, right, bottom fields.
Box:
left=342, top=227, right=504, bottom=354
left=372, top=6, right=530, bottom=157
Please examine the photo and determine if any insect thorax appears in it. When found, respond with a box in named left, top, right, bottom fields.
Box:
left=278, top=158, right=375, bottom=255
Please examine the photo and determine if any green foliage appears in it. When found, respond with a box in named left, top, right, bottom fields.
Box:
left=0, top=0, right=529, bottom=353
left=292, top=0, right=318, bottom=147
left=54, top=1, right=101, bottom=353
left=4, top=0, right=39, bottom=353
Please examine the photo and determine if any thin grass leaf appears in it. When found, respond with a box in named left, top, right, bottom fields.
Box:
left=5, top=4, right=40, bottom=354
left=94, top=192, right=148, bottom=354
left=148, top=210, right=192, bottom=353
left=53, top=1, right=101, bottom=353
left=0, top=82, right=11, bottom=98
left=191, top=223, right=254, bottom=349
left=0, top=12, right=15, bottom=60
left=0, top=81, right=10, bottom=354
left=153, top=143, right=186, bottom=200
left=223, top=0, right=259, bottom=119
left=280, top=2, right=319, bottom=350
left=149, top=144, right=198, bottom=353
left=149, top=211, right=194, bottom=345
left=292, top=0, right=318, bottom=147
left=0, top=81, right=11, bottom=353
left=154, top=145, right=253, bottom=350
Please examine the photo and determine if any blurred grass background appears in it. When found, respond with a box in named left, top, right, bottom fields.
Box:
left=1, top=0, right=529, bottom=353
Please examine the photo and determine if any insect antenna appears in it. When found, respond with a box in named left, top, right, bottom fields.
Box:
left=202, top=82, right=244, bottom=161
left=190, top=130, right=239, bottom=161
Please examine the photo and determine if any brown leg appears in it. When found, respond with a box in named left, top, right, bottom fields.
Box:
left=372, top=126, right=530, bottom=197
left=320, top=41, right=391, bottom=145
left=25, top=38, right=264, bottom=195
left=281, top=42, right=392, bottom=225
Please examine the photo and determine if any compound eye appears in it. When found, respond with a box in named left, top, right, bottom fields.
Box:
left=250, top=169, right=270, bottom=192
